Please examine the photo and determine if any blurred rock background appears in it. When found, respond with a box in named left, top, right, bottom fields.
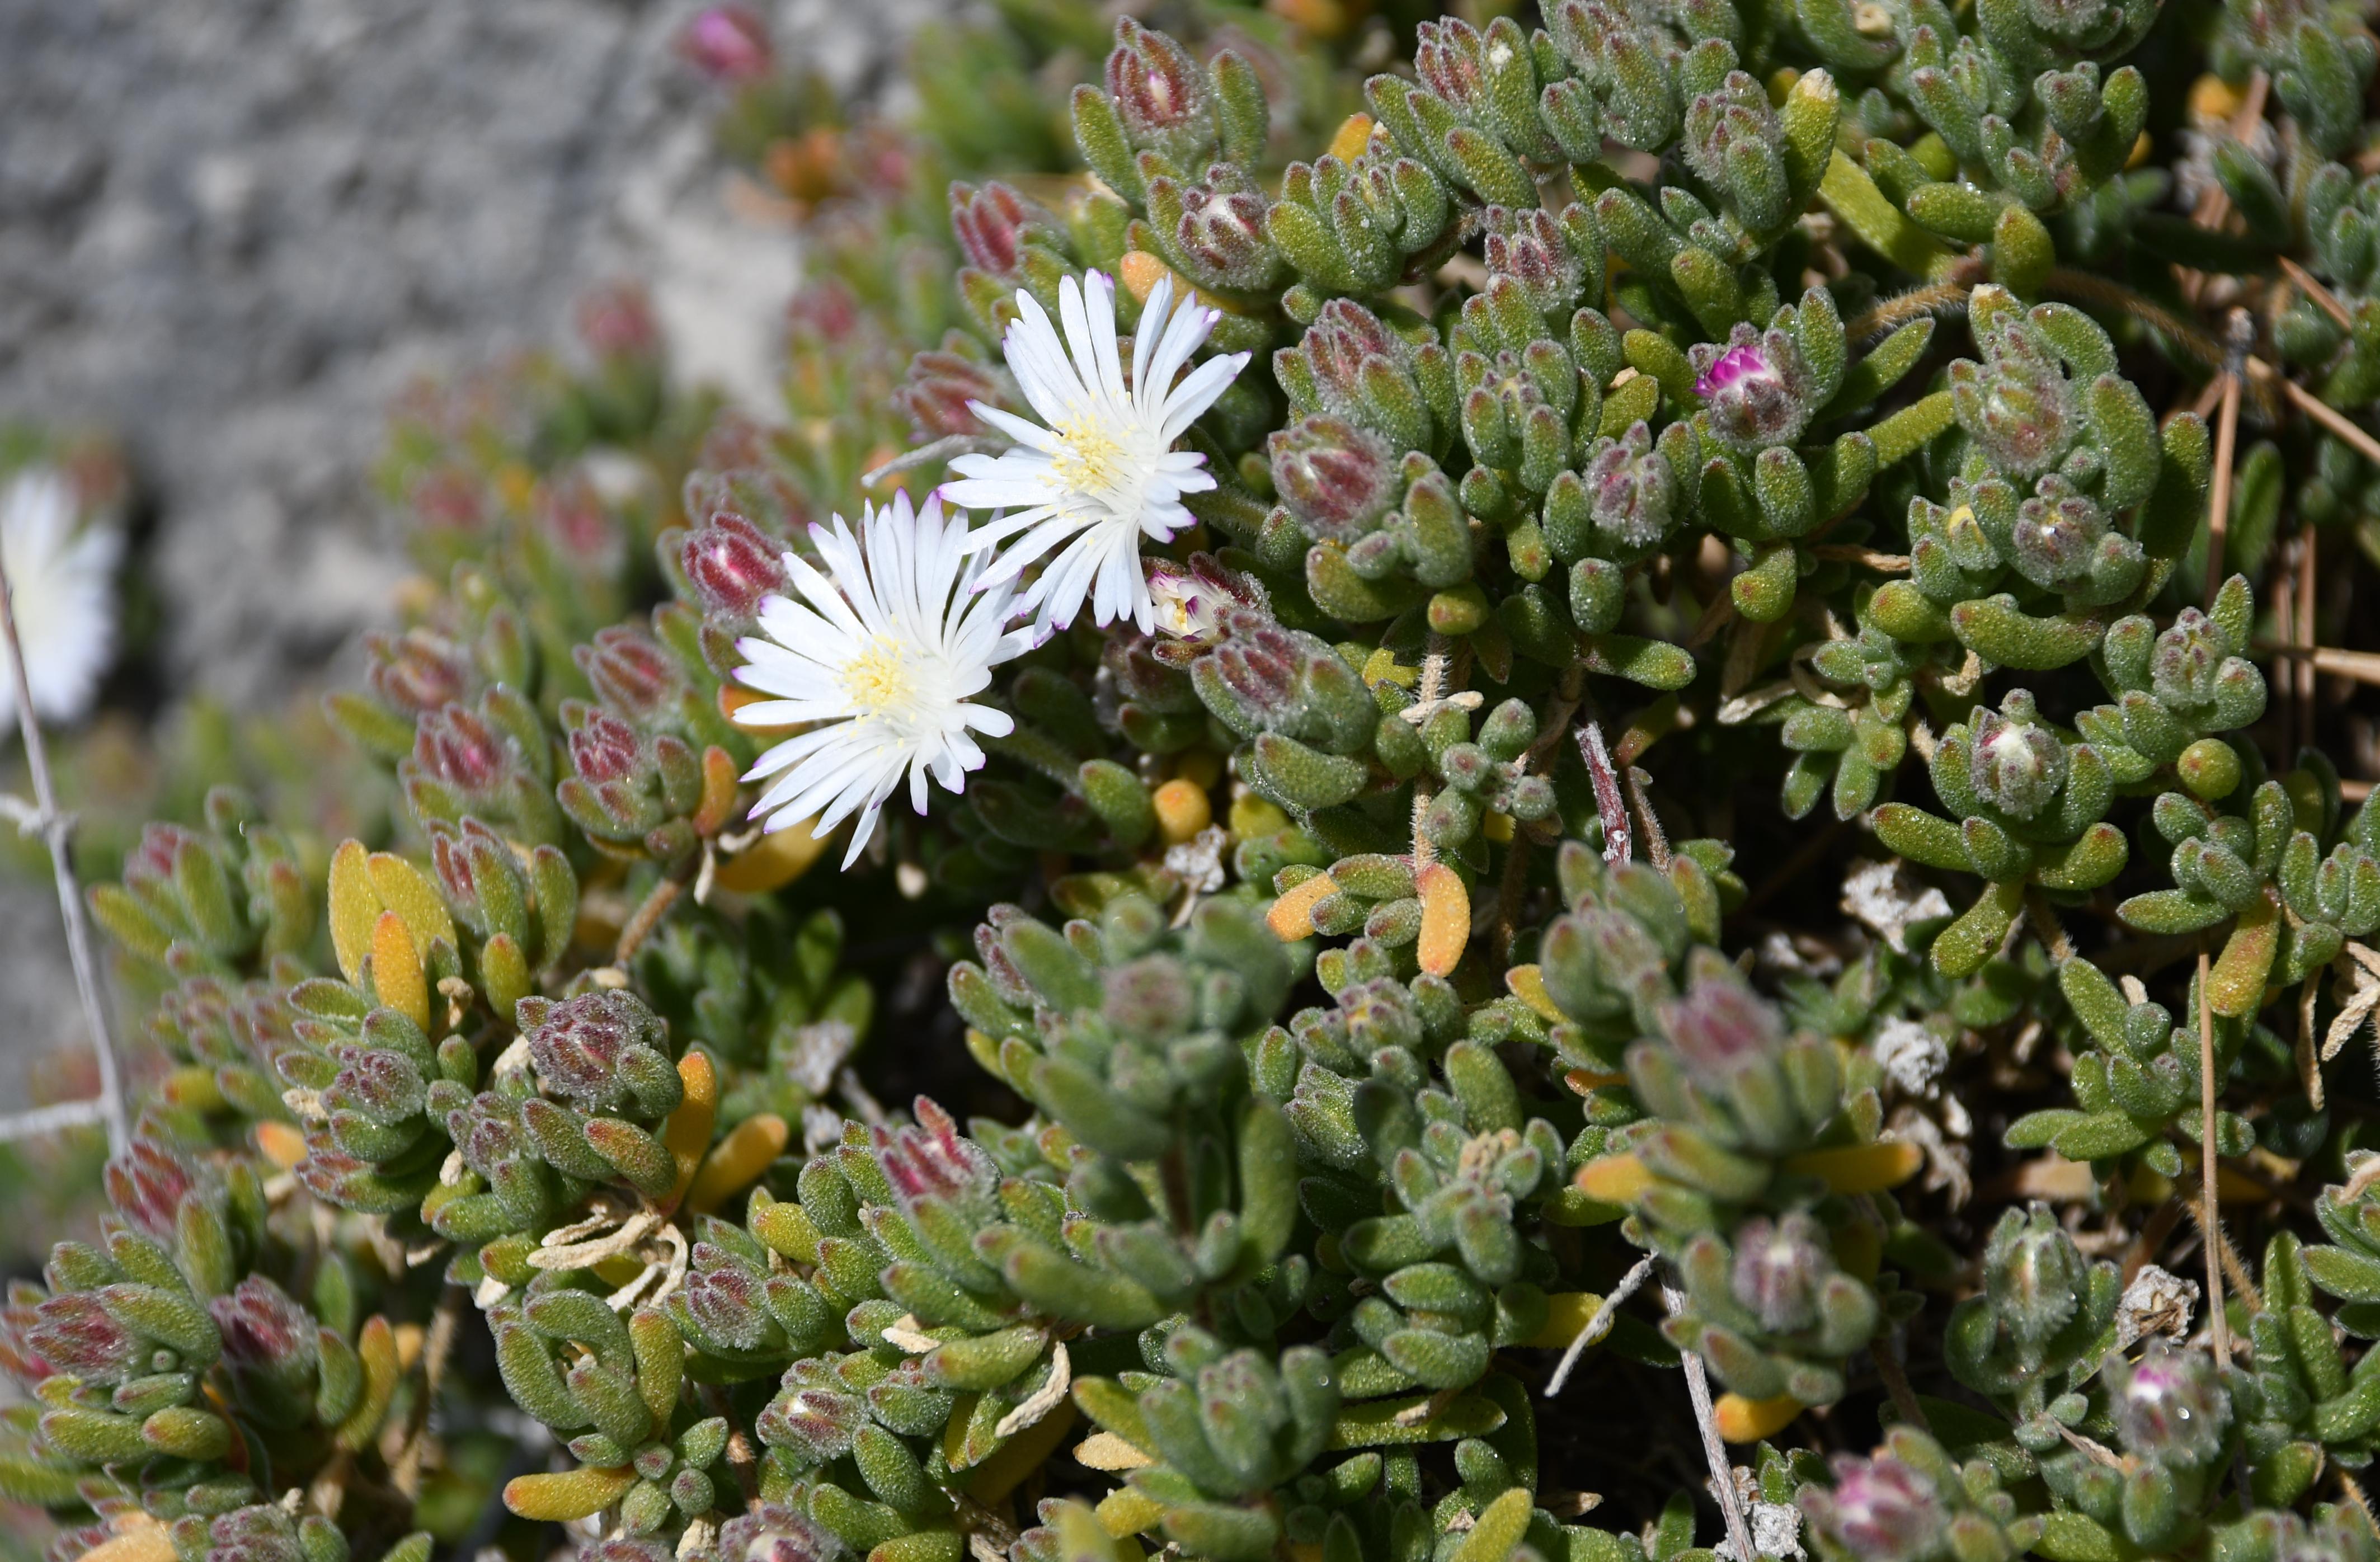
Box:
left=0, top=0, right=929, bottom=1104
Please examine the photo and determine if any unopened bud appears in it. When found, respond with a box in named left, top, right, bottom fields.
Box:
left=678, top=6, right=773, bottom=82
left=1982, top=1204, right=2085, bottom=1343
left=2106, top=1340, right=2228, bottom=1464
left=1106, top=19, right=1213, bottom=159
left=1691, top=324, right=1815, bottom=452
left=948, top=182, right=1060, bottom=284
left=681, top=511, right=792, bottom=629
left=1730, top=1212, right=1831, bottom=1333
left=1659, top=969, right=1785, bottom=1080
left=1968, top=697, right=2067, bottom=820
left=1799, top=1451, right=1950, bottom=1561
left=364, top=629, right=470, bottom=717
left=1271, top=415, right=1397, bottom=539
left=1582, top=421, right=1677, bottom=549
left=577, top=626, right=684, bottom=724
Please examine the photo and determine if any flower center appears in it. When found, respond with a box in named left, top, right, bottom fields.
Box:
left=841, top=638, right=921, bottom=721
left=1052, top=411, right=1144, bottom=512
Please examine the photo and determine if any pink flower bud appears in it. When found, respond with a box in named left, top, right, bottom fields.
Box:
left=678, top=6, right=773, bottom=82
left=1175, top=184, right=1278, bottom=290
left=681, top=511, right=792, bottom=627
left=576, top=625, right=684, bottom=723
left=1271, top=415, right=1396, bottom=540
left=1659, top=971, right=1784, bottom=1080
left=575, top=280, right=660, bottom=360
left=1799, top=1452, right=1949, bottom=1561
left=1968, top=695, right=2068, bottom=820
left=1730, top=1212, right=1831, bottom=1333
left=714, top=1502, right=842, bottom=1562
left=567, top=708, right=645, bottom=787
left=211, top=1276, right=316, bottom=1376
left=103, top=1137, right=201, bottom=1239
left=875, top=1097, right=997, bottom=1210
left=896, top=350, right=1002, bottom=440
left=27, top=1292, right=143, bottom=1382
left=948, top=182, right=1058, bottom=284
left=520, top=990, right=666, bottom=1112
left=2107, top=1340, right=2228, bottom=1463
left=1106, top=18, right=1211, bottom=151
left=415, top=704, right=514, bottom=797
left=365, top=628, right=470, bottom=717
left=1415, top=19, right=1491, bottom=116
left=1690, top=324, right=1816, bottom=453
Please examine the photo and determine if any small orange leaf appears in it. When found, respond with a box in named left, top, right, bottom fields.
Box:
left=326, top=840, right=377, bottom=986
left=1118, top=251, right=1178, bottom=304
left=661, top=1051, right=721, bottom=1207
left=692, top=746, right=741, bottom=836
left=1153, top=779, right=1212, bottom=845
left=78, top=1519, right=173, bottom=1562
left=1326, top=112, right=1375, bottom=161
left=366, top=852, right=455, bottom=952
left=1521, top=1291, right=1613, bottom=1351
left=1574, top=1153, right=1652, bottom=1204
left=370, top=911, right=429, bottom=1029
left=1781, top=1140, right=1924, bottom=1194
left=686, top=1112, right=789, bottom=1214
left=1506, top=964, right=1563, bottom=1022
left=1714, top=1392, right=1804, bottom=1442
left=714, top=820, right=831, bottom=894
left=1415, top=862, right=1470, bottom=976
left=504, top=1466, right=636, bottom=1522
left=255, top=1121, right=308, bottom=1170
left=1266, top=872, right=1339, bottom=942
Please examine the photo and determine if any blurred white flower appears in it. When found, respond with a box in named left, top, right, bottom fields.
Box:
left=943, top=270, right=1247, bottom=636
left=0, top=467, right=122, bottom=733
left=731, top=491, right=1032, bottom=867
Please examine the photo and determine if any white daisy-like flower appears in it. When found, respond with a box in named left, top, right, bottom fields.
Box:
left=0, top=467, right=122, bottom=734
left=731, top=491, right=1032, bottom=867
left=943, top=269, right=1248, bottom=636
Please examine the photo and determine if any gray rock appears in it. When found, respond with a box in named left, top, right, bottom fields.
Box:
left=0, top=0, right=936, bottom=1097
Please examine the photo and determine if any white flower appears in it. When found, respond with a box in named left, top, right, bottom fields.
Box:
left=0, top=467, right=121, bottom=734
left=731, top=492, right=1032, bottom=867
left=943, top=270, right=1248, bottom=636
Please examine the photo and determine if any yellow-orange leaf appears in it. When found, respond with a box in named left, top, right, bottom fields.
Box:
left=1714, top=1392, right=1804, bottom=1443
left=1416, top=863, right=1470, bottom=976
left=1574, top=1153, right=1652, bottom=1204
left=337, top=1316, right=400, bottom=1452
left=713, top=821, right=831, bottom=895
left=78, top=1519, right=172, bottom=1562
left=1505, top=964, right=1562, bottom=1022
left=1326, top=112, right=1375, bottom=161
left=1118, top=251, right=1179, bottom=304
left=366, top=852, right=455, bottom=953
left=687, top=1112, right=789, bottom=1214
left=326, top=840, right=377, bottom=986
left=1096, top=1486, right=1166, bottom=1540
left=1153, top=779, right=1211, bottom=845
left=1074, top=1431, right=1154, bottom=1471
left=1521, top=1291, right=1610, bottom=1351
left=1782, top=1140, right=1924, bottom=1194
left=255, top=1121, right=308, bottom=1170
left=661, top=1051, right=720, bottom=1206
left=371, top=911, right=429, bottom=1030
left=692, top=746, right=740, bottom=836
left=1266, top=872, right=1338, bottom=942
left=503, top=1466, right=635, bottom=1522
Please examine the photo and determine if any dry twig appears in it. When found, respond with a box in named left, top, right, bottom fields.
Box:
left=0, top=535, right=128, bottom=1156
